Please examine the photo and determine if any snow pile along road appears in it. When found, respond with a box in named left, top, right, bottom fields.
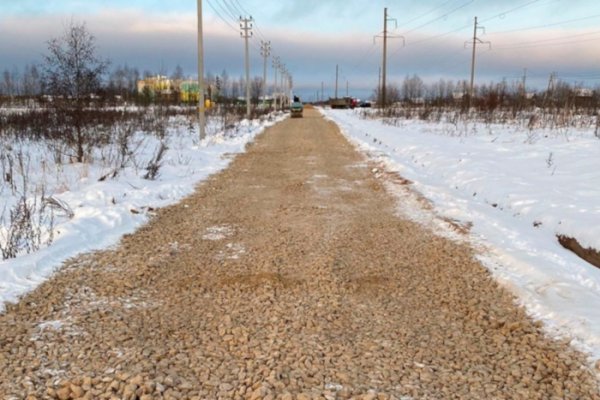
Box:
left=323, top=108, right=600, bottom=362
left=0, top=113, right=286, bottom=311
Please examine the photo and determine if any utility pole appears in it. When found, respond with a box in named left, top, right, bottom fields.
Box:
left=272, top=56, right=280, bottom=110
left=466, top=16, right=490, bottom=108
left=543, top=72, right=556, bottom=108
left=196, top=0, right=205, bottom=140
left=520, top=68, right=528, bottom=108
left=335, top=64, right=339, bottom=99
left=374, top=8, right=401, bottom=108
left=382, top=8, right=388, bottom=107
left=378, top=66, right=381, bottom=101
left=321, top=81, right=324, bottom=102
left=260, top=40, right=271, bottom=106
left=279, top=64, right=287, bottom=108
left=240, top=16, right=253, bottom=118
left=284, top=70, right=290, bottom=106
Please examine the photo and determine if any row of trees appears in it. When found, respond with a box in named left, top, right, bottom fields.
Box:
left=377, top=74, right=600, bottom=111
left=2, top=64, right=272, bottom=106
left=0, top=65, right=43, bottom=97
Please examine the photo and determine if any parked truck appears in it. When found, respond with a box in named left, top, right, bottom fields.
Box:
left=329, top=97, right=357, bottom=109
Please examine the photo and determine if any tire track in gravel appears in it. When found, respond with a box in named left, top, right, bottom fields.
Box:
left=0, top=107, right=598, bottom=399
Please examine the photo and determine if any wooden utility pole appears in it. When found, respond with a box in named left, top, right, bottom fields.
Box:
left=240, top=16, right=253, bottom=118
left=321, top=81, right=324, bottom=102
left=469, top=16, right=478, bottom=106
left=260, top=40, right=271, bottom=106
left=467, top=16, right=490, bottom=108
left=272, top=56, right=280, bottom=110
left=378, top=66, right=381, bottom=102
left=335, top=64, right=339, bottom=99
left=375, top=8, right=401, bottom=107
left=382, top=8, right=388, bottom=107
left=543, top=72, right=556, bottom=108
left=279, top=64, right=287, bottom=107
left=197, top=0, right=205, bottom=140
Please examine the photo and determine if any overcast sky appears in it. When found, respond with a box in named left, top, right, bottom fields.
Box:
left=2, top=0, right=600, bottom=99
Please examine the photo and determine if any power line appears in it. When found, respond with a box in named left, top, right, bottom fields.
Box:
left=206, top=0, right=239, bottom=33
left=231, top=0, right=251, bottom=17
left=494, top=30, right=600, bottom=50
left=404, top=22, right=472, bottom=48
left=219, top=0, right=240, bottom=19
left=215, top=0, right=238, bottom=21
left=400, top=0, right=543, bottom=49
left=488, top=13, right=600, bottom=35
left=479, top=0, right=541, bottom=23
left=402, top=0, right=476, bottom=35
left=219, top=0, right=269, bottom=49
left=396, top=0, right=457, bottom=30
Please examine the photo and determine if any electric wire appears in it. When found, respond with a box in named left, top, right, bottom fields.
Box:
left=396, top=0, right=457, bottom=30
left=220, top=0, right=241, bottom=19
left=494, top=30, right=600, bottom=50
left=222, top=0, right=269, bottom=42
left=479, top=0, right=541, bottom=23
left=488, top=13, right=600, bottom=35
left=206, top=0, right=240, bottom=33
left=219, top=0, right=270, bottom=51
left=401, top=0, right=476, bottom=35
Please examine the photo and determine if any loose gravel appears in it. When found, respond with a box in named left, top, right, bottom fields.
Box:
left=0, top=107, right=598, bottom=399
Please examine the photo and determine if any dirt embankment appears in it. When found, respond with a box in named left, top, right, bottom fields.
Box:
left=0, top=108, right=598, bottom=399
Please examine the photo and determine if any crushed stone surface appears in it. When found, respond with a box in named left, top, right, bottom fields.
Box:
left=0, top=107, right=598, bottom=399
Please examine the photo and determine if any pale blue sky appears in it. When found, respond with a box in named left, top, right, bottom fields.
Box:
left=2, top=0, right=600, bottom=98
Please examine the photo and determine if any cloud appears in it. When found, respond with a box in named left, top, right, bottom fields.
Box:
left=1, top=7, right=600, bottom=91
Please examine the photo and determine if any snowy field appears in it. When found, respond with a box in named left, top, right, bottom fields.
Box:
left=0, top=111, right=286, bottom=311
left=323, top=108, right=600, bottom=362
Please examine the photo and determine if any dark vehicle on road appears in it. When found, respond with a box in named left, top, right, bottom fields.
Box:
left=291, top=96, right=303, bottom=118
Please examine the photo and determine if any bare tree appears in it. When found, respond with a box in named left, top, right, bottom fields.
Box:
left=42, top=21, right=109, bottom=162
left=250, top=77, right=263, bottom=103
left=373, top=83, right=401, bottom=106
left=219, top=69, right=230, bottom=99
left=402, top=74, right=424, bottom=104
left=231, top=79, right=240, bottom=101
left=22, top=65, right=41, bottom=97
left=171, top=64, right=184, bottom=81
left=2, top=68, right=18, bottom=97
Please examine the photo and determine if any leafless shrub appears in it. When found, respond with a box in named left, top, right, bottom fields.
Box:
left=0, top=151, right=55, bottom=260
left=144, top=141, right=168, bottom=180
left=98, top=121, right=139, bottom=181
left=0, top=193, right=54, bottom=260
left=0, top=144, right=16, bottom=194
left=43, top=196, right=74, bottom=219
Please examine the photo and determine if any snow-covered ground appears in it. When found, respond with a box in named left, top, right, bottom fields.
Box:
left=323, top=108, right=600, bottom=362
left=0, top=111, right=286, bottom=312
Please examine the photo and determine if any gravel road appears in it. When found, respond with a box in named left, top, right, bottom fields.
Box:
left=0, top=107, right=598, bottom=399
